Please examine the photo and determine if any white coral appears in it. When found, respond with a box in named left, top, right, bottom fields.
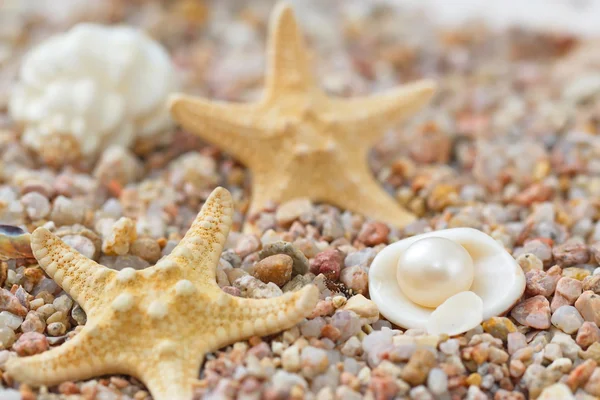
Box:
left=9, top=23, right=177, bottom=163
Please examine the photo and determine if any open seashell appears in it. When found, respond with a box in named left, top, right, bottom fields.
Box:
left=369, top=228, right=525, bottom=335
left=0, top=225, right=33, bottom=260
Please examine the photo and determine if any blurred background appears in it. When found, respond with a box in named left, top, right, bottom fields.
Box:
left=1, top=0, right=600, bottom=213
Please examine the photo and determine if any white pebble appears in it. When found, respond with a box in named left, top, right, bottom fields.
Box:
left=0, top=312, right=23, bottom=330
left=551, top=305, right=584, bottom=334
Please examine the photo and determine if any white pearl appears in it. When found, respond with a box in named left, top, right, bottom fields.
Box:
left=396, top=237, right=474, bottom=308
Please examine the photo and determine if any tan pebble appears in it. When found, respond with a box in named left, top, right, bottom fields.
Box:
left=575, top=291, right=600, bottom=326
left=252, top=254, right=293, bottom=287
left=130, top=238, right=162, bottom=263
left=466, top=373, right=482, bottom=387
left=400, top=348, right=436, bottom=386
left=562, top=267, right=590, bottom=281
left=482, top=317, right=517, bottom=341
left=576, top=322, right=600, bottom=349
left=342, top=294, right=378, bottom=321
left=332, top=296, right=347, bottom=309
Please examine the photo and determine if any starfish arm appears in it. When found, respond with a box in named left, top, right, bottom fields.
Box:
left=30, top=228, right=115, bottom=313
left=148, top=187, right=233, bottom=282
left=168, top=95, right=269, bottom=166
left=5, top=328, right=115, bottom=386
left=264, top=3, right=315, bottom=96
left=212, top=284, right=318, bottom=347
left=325, top=79, right=436, bottom=144
left=135, top=348, right=204, bottom=400
left=325, top=169, right=416, bottom=229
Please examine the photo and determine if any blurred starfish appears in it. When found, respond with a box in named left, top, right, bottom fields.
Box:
left=169, top=2, right=436, bottom=231
left=7, top=187, right=318, bottom=400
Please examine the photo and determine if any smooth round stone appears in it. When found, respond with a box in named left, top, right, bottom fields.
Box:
left=551, top=305, right=584, bottom=334
left=397, top=237, right=474, bottom=308
left=0, top=327, right=16, bottom=350
left=0, top=312, right=23, bottom=330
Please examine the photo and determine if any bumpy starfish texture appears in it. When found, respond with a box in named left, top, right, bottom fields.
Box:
left=6, top=187, right=319, bottom=400
left=169, top=2, right=436, bottom=231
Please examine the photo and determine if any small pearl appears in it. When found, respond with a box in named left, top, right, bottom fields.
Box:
left=396, top=237, right=474, bottom=308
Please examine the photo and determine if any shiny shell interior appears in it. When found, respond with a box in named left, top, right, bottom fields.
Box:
left=368, top=227, right=526, bottom=331
left=0, top=225, right=33, bottom=260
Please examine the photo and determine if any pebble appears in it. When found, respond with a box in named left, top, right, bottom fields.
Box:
left=369, top=375, right=399, bottom=399
left=100, top=254, right=150, bottom=271
left=400, top=348, right=436, bottom=386
left=50, top=196, right=85, bottom=226
left=300, top=346, right=329, bottom=378
left=339, top=266, right=368, bottom=294
left=282, top=345, right=301, bottom=372
left=551, top=305, right=584, bottom=334
left=234, top=275, right=282, bottom=299
left=93, top=145, right=143, bottom=186
left=575, top=291, right=600, bottom=326
left=514, top=239, right=553, bottom=267
left=259, top=242, right=309, bottom=276
left=235, top=234, right=261, bottom=259
left=340, top=336, right=362, bottom=357
left=130, top=238, right=162, bottom=263
left=71, top=304, right=87, bottom=325
left=543, top=343, right=563, bottom=362
left=409, top=385, right=434, bottom=400
left=12, top=332, right=49, bottom=356
left=330, top=310, right=362, bottom=341
left=0, top=327, right=16, bottom=349
left=517, top=253, right=543, bottom=272
left=576, top=322, right=600, bottom=349
left=481, top=317, right=517, bottom=341
left=61, top=234, right=97, bottom=260
left=510, top=295, right=551, bottom=329
left=551, top=332, right=581, bottom=361
left=310, top=249, right=344, bottom=281
left=584, top=368, right=600, bottom=396
left=537, top=383, right=575, bottom=400
left=591, top=243, right=600, bottom=264
left=581, top=343, right=600, bottom=364
left=556, top=277, right=583, bottom=303
left=21, top=312, right=45, bottom=333
left=562, top=267, right=591, bottom=281
left=275, top=198, right=313, bottom=227
left=253, top=254, right=293, bottom=287
left=102, top=217, right=137, bottom=256
left=566, top=359, right=596, bottom=391
left=20, top=191, right=50, bottom=220
left=300, top=317, right=326, bottom=338
left=0, top=311, right=23, bottom=330
left=342, top=294, right=379, bottom=322
left=427, top=368, right=448, bottom=395
left=344, top=248, right=377, bottom=268
left=310, top=299, right=335, bottom=318
left=553, top=242, right=590, bottom=267
left=53, top=295, right=74, bottom=314
left=47, top=321, right=67, bottom=336
left=525, top=268, right=560, bottom=297
left=357, top=221, right=389, bottom=246
left=582, top=275, right=600, bottom=294
left=0, top=288, right=27, bottom=317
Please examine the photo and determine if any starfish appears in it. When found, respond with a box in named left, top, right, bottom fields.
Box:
left=6, top=187, right=319, bottom=400
left=169, top=2, right=436, bottom=231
